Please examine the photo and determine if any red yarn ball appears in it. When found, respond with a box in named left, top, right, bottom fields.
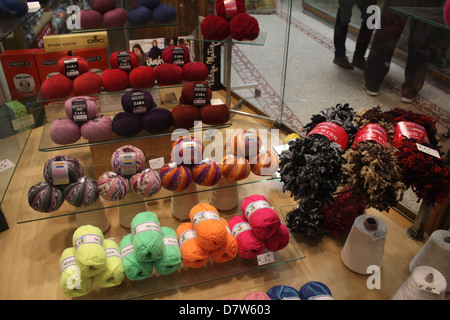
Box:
left=103, top=8, right=128, bottom=28
left=215, top=0, right=246, bottom=20
left=200, top=104, right=230, bottom=125
left=180, top=81, right=212, bottom=107
left=57, top=56, right=90, bottom=78
left=110, top=51, right=139, bottom=71
left=265, top=223, right=290, bottom=252
left=41, top=74, right=73, bottom=100
left=162, top=45, right=190, bottom=65
left=72, top=71, right=102, bottom=96
left=102, top=68, right=129, bottom=92
left=78, top=9, right=103, bottom=29
left=171, top=105, right=201, bottom=129
left=155, top=63, right=183, bottom=86
left=129, top=66, right=156, bottom=89
left=90, top=0, right=116, bottom=13
left=183, top=62, right=208, bottom=82
left=229, top=13, right=260, bottom=41
left=200, top=14, right=230, bottom=41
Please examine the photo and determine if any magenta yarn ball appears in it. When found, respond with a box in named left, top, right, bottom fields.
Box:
left=49, top=119, right=81, bottom=145
left=80, top=115, right=113, bottom=141
left=112, top=112, right=143, bottom=137
left=129, top=66, right=156, bottom=89
left=142, top=107, right=173, bottom=133
left=65, top=96, right=98, bottom=121
left=228, top=214, right=265, bottom=259
left=183, top=62, right=208, bottom=82
left=102, top=68, right=129, bottom=92
left=103, top=8, right=128, bottom=28
left=73, top=71, right=103, bottom=96
left=78, top=9, right=103, bottom=29
left=90, top=0, right=116, bottom=13
left=129, top=168, right=161, bottom=197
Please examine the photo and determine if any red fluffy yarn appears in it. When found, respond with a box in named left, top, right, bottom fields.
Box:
left=155, top=63, right=183, bottom=85
left=41, top=74, right=73, bottom=100
left=200, top=14, right=230, bottom=41
left=171, top=105, right=201, bottom=129
left=57, top=56, right=90, bottom=78
left=101, top=68, right=129, bottom=92
left=215, top=0, right=246, bottom=20
left=200, top=104, right=230, bottom=125
left=109, top=51, right=139, bottom=71
left=241, top=195, right=281, bottom=240
left=229, top=13, right=260, bottom=41
left=73, top=71, right=102, bottom=96
left=129, top=66, right=156, bottom=89
left=162, top=45, right=190, bottom=65
left=183, top=62, right=208, bottom=82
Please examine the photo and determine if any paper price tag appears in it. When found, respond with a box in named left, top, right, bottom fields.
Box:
left=416, top=143, right=441, bottom=159
left=149, top=157, right=164, bottom=170
left=0, top=159, right=15, bottom=172
left=418, top=283, right=440, bottom=295
left=257, top=251, right=275, bottom=266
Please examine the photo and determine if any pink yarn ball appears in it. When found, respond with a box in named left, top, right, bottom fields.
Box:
left=242, top=291, right=271, bottom=300
left=129, top=168, right=161, bottom=197
left=80, top=115, right=113, bottom=141
left=240, top=194, right=281, bottom=239
left=65, top=96, right=98, bottom=121
left=228, top=214, right=265, bottom=259
left=49, top=119, right=81, bottom=145
left=103, top=8, right=128, bottom=28
left=264, top=223, right=290, bottom=252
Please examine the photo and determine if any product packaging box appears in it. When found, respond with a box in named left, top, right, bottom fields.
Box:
left=73, top=48, right=109, bottom=74
left=34, top=49, right=69, bottom=83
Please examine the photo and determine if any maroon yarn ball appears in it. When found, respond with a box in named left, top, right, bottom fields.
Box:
left=103, top=8, right=128, bottom=28
left=112, top=112, right=143, bottom=137
left=142, top=107, right=174, bottom=133
left=90, top=0, right=116, bottom=13
left=200, top=14, right=230, bottom=41
left=129, top=66, right=156, bottom=89
left=215, top=0, right=246, bottom=20
left=49, top=119, right=81, bottom=145
left=102, top=68, right=129, bottom=92
left=183, top=62, right=208, bottom=82
left=155, top=63, right=183, bottom=85
left=171, top=105, right=201, bottom=129
left=229, top=13, right=260, bottom=41
left=73, top=71, right=103, bottom=96
left=180, top=81, right=212, bottom=107
left=162, top=45, right=190, bottom=65
left=200, top=104, right=230, bottom=125
left=110, top=51, right=140, bottom=71
left=41, top=74, right=73, bottom=100
left=78, top=9, right=103, bottom=29
left=57, top=56, right=90, bottom=78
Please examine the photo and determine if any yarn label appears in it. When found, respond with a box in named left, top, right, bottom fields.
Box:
left=192, top=211, right=221, bottom=227
left=193, top=83, right=207, bottom=106
left=231, top=221, right=252, bottom=238
left=172, top=47, right=185, bottom=66
left=257, top=251, right=275, bottom=266
left=224, top=0, right=238, bottom=19
left=307, top=122, right=349, bottom=151
left=132, top=221, right=161, bottom=236
left=121, top=243, right=134, bottom=258
left=130, top=92, right=147, bottom=114
left=394, top=121, right=430, bottom=144
left=244, top=200, right=271, bottom=220
left=51, top=161, right=69, bottom=185
left=74, top=234, right=103, bottom=249
left=418, top=282, right=440, bottom=295
left=60, top=255, right=76, bottom=274
left=179, top=229, right=197, bottom=247
left=105, top=247, right=121, bottom=259
left=117, top=52, right=131, bottom=70
left=149, top=157, right=164, bottom=169
left=163, top=236, right=179, bottom=247
left=416, top=143, right=441, bottom=159
left=64, top=58, right=79, bottom=77
left=353, top=123, right=388, bottom=148
left=120, top=153, right=137, bottom=175
left=71, top=99, right=88, bottom=122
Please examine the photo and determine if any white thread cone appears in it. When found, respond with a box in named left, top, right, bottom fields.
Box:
left=118, top=193, right=149, bottom=228
left=76, top=211, right=110, bottom=233
left=209, top=178, right=239, bottom=211
left=171, top=182, right=199, bottom=220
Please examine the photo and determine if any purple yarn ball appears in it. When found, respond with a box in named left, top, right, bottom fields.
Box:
left=49, top=119, right=81, bottom=145
left=153, top=4, right=177, bottom=23
left=127, top=5, right=153, bottom=25
left=121, top=89, right=156, bottom=114
left=142, top=107, right=173, bottom=134
left=112, top=112, right=143, bottom=137
left=80, top=115, right=113, bottom=141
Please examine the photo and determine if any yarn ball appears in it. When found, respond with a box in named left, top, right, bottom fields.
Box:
left=215, top=0, right=246, bottom=20
left=41, top=74, right=73, bottom=100
left=444, top=0, right=450, bottom=26
left=265, top=223, right=290, bottom=252
left=210, top=218, right=238, bottom=263
left=298, top=281, right=333, bottom=300
left=112, top=112, right=143, bottom=137
left=120, top=233, right=153, bottom=281
left=110, top=51, right=139, bottom=71
left=220, top=154, right=251, bottom=181
left=153, top=3, right=177, bottom=23
left=59, top=247, right=93, bottom=297
left=73, top=71, right=103, bottom=96
left=49, top=119, right=81, bottom=145
left=131, top=211, right=164, bottom=262
left=97, top=171, right=130, bottom=201
left=191, top=158, right=222, bottom=186
left=28, top=182, right=64, bottom=213
left=80, top=115, right=113, bottom=141
left=72, top=225, right=106, bottom=277
left=180, top=81, right=212, bottom=107
left=176, top=222, right=210, bottom=268
left=137, top=0, right=160, bottom=10
left=129, top=66, right=156, bottom=89
left=155, top=62, right=183, bottom=85
left=102, top=68, right=129, bottom=92
left=103, top=8, right=128, bottom=28
left=111, top=145, right=146, bottom=176
left=171, top=105, right=201, bottom=129
left=183, top=62, right=208, bottom=82
left=129, top=168, right=161, bottom=197
left=153, top=226, right=182, bottom=275
left=230, top=130, right=261, bottom=158
left=283, top=133, right=301, bottom=144
left=0, top=0, right=29, bottom=19
left=250, top=150, right=279, bottom=176
left=127, top=5, right=153, bottom=25
left=241, top=194, right=281, bottom=239
left=229, top=13, right=260, bottom=41
left=242, top=291, right=271, bottom=300
left=65, top=96, right=98, bottom=121
left=228, top=214, right=265, bottom=259
left=57, top=56, right=90, bottom=78
left=78, top=9, right=103, bottom=29
left=170, top=135, right=204, bottom=165
left=121, top=89, right=155, bottom=114
left=162, top=45, right=190, bottom=65
left=63, top=177, right=99, bottom=208
left=93, top=238, right=124, bottom=288
left=200, top=104, right=230, bottom=125
left=267, top=285, right=300, bottom=300
left=90, top=0, right=116, bottom=13
left=159, top=162, right=192, bottom=191
left=43, top=155, right=85, bottom=186
left=142, top=107, right=173, bottom=133
left=200, top=14, right=230, bottom=41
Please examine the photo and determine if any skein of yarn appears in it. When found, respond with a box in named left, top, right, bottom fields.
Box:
left=228, top=214, right=265, bottom=259
left=155, top=63, right=183, bottom=85
left=240, top=195, right=281, bottom=239
left=183, top=62, right=208, bottom=82
left=72, top=225, right=106, bottom=277
left=176, top=222, right=210, bottom=268
left=102, top=68, right=129, bottom=92
left=93, top=239, right=125, bottom=288
left=78, top=9, right=103, bottom=29
left=210, top=218, right=238, bottom=263
left=267, top=285, right=300, bottom=300
left=49, top=119, right=81, bottom=145
left=298, top=281, right=334, bottom=300
left=190, top=203, right=228, bottom=251
left=57, top=56, right=90, bottom=78
left=170, top=135, right=204, bottom=165
left=129, top=66, right=156, bottom=89
left=200, top=14, right=230, bottom=41
left=341, top=214, right=387, bottom=274
left=121, top=89, right=155, bottom=114
left=215, top=0, right=246, bottom=20
left=265, top=223, right=290, bottom=252
left=65, top=96, right=98, bottom=121
left=120, top=233, right=153, bottom=280
left=59, top=247, right=93, bottom=297
left=180, top=81, right=212, bottom=107
left=229, top=13, right=260, bottom=41
left=171, top=105, right=201, bottom=129
left=80, top=115, right=113, bottom=141
left=250, top=150, right=279, bottom=176
left=131, top=211, right=164, bottom=262
left=41, top=74, right=73, bottom=100
left=392, top=266, right=447, bottom=300
left=111, top=145, right=146, bottom=176
left=220, top=154, right=251, bottom=181
left=110, top=51, right=139, bottom=71
left=103, top=8, right=128, bottom=28
left=142, top=107, right=173, bottom=134
left=162, top=45, right=190, bottom=65
left=200, top=103, right=230, bottom=125
left=112, top=112, right=144, bottom=137
left=72, top=71, right=103, bottom=96
left=153, top=227, right=182, bottom=275
left=97, top=171, right=130, bottom=201
left=171, top=182, right=199, bottom=220
left=208, top=177, right=239, bottom=211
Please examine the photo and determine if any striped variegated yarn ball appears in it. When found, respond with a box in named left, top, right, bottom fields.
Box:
left=298, top=281, right=333, bottom=300
left=220, top=154, right=251, bottom=181
left=250, top=150, right=279, bottom=176
left=230, top=130, right=261, bottom=158
left=63, top=176, right=99, bottom=208
left=267, top=285, right=300, bottom=300
left=129, top=168, right=161, bottom=197
left=159, top=163, right=192, bottom=191
left=43, top=155, right=85, bottom=186
left=191, top=158, right=222, bottom=186
left=111, top=145, right=146, bottom=176
left=97, top=171, right=130, bottom=201
left=170, top=135, right=204, bottom=165
left=28, top=182, right=64, bottom=212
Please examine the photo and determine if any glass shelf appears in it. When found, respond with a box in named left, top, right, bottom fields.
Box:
left=71, top=20, right=178, bottom=34
left=388, top=6, right=450, bottom=31
left=187, top=28, right=267, bottom=46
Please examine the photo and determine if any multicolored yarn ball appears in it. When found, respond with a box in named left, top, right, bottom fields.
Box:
left=152, top=3, right=177, bottom=23
left=183, top=62, right=208, bottom=82
left=129, top=66, right=156, bottom=89
left=112, top=112, right=143, bottom=137
left=41, top=74, right=73, bottom=100
left=59, top=247, right=93, bottom=297
left=215, top=0, right=246, bottom=20
left=228, top=214, right=265, bottom=259
left=43, top=155, right=84, bottom=186
left=180, top=81, right=212, bottom=107
left=242, top=291, right=271, bottom=300
left=103, top=8, right=128, bottom=28
left=101, top=68, right=129, bottom=92
left=298, top=281, right=333, bottom=300
left=111, top=145, right=146, bottom=176
left=229, top=13, right=260, bottom=41
left=176, top=222, right=210, bottom=268
left=131, top=211, right=164, bottom=262
left=230, top=130, right=261, bottom=158
left=220, top=154, right=251, bottom=181
left=155, top=62, right=183, bottom=85
left=129, top=168, right=161, bottom=197
left=121, top=89, right=155, bottom=114
left=97, top=171, right=130, bottom=201
left=159, top=162, right=192, bottom=191
left=200, top=103, right=230, bottom=125
left=200, top=14, right=230, bottom=41
left=137, top=0, right=160, bottom=10
left=57, top=56, right=90, bottom=78
left=90, top=0, right=116, bottom=13
left=72, top=224, right=106, bottom=277
left=241, top=194, right=281, bottom=240
left=250, top=150, right=279, bottom=176
left=110, top=51, right=139, bottom=71
left=267, top=285, right=300, bottom=300
left=265, top=223, right=290, bottom=252
left=28, top=182, right=64, bottom=213
left=65, top=96, right=98, bottom=121
left=171, top=105, right=201, bottom=129
left=73, top=71, right=103, bottom=96
left=162, top=45, right=190, bottom=65
left=127, top=5, right=153, bottom=25
left=210, top=218, right=238, bottom=263
left=170, top=135, right=204, bottom=165
left=49, top=119, right=81, bottom=145
left=191, top=158, right=222, bottom=186
left=78, top=9, right=103, bottom=29
left=80, top=115, right=113, bottom=141
left=63, top=177, right=99, bottom=208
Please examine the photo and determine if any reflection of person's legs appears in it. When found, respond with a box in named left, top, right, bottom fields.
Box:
left=333, top=0, right=355, bottom=69
left=352, top=0, right=377, bottom=68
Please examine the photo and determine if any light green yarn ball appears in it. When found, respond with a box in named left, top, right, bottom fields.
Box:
left=131, top=211, right=164, bottom=262
left=93, top=239, right=125, bottom=288
left=59, top=247, right=93, bottom=297
left=72, top=225, right=107, bottom=277
left=120, top=233, right=154, bottom=281
left=154, top=227, right=182, bottom=276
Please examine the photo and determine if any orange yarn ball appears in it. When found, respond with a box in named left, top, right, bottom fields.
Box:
left=250, top=150, right=279, bottom=176
left=176, top=222, right=210, bottom=268
left=220, top=154, right=251, bottom=181
left=159, top=163, right=192, bottom=191
left=210, top=218, right=238, bottom=263
left=191, top=159, right=222, bottom=186
left=230, top=130, right=261, bottom=158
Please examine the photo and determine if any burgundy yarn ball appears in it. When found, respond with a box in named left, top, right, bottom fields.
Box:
left=171, top=105, right=201, bottom=129
left=183, top=62, right=208, bottom=82
left=121, top=89, right=155, bottom=114
left=155, top=63, right=183, bottom=85
left=90, top=0, right=116, bottom=13
left=200, top=14, right=230, bottom=41
left=129, top=66, right=156, bottom=89
left=142, top=107, right=174, bottom=133
left=200, top=104, right=230, bottom=125
left=57, top=56, right=90, bottom=78
left=49, top=119, right=81, bottom=145
left=78, top=9, right=103, bottom=29
left=215, top=0, right=246, bottom=20
left=112, top=112, right=143, bottom=137
left=110, top=51, right=140, bottom=71
left=229, top=13, right=260, bottom=41
left=162, top=45, right=190, bottom=65
left=103, top=8, right=128, bottom=28
left=41, top=74, right=73, bottom=100
left=180, top=81, right=212, bottom=107
left=80, top=115, right=113, bottom=141
left=65, top=96, right=98, bottom=121
left=102, top=68, right=129, bottom=92
left=73, top=71, right=103, bottom=96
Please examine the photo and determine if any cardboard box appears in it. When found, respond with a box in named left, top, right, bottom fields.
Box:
left=73, top=48, right=109, bottom=73
left=0, top=49, right=41, bottom=100
left=34, top=49, right=68, bottom=83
